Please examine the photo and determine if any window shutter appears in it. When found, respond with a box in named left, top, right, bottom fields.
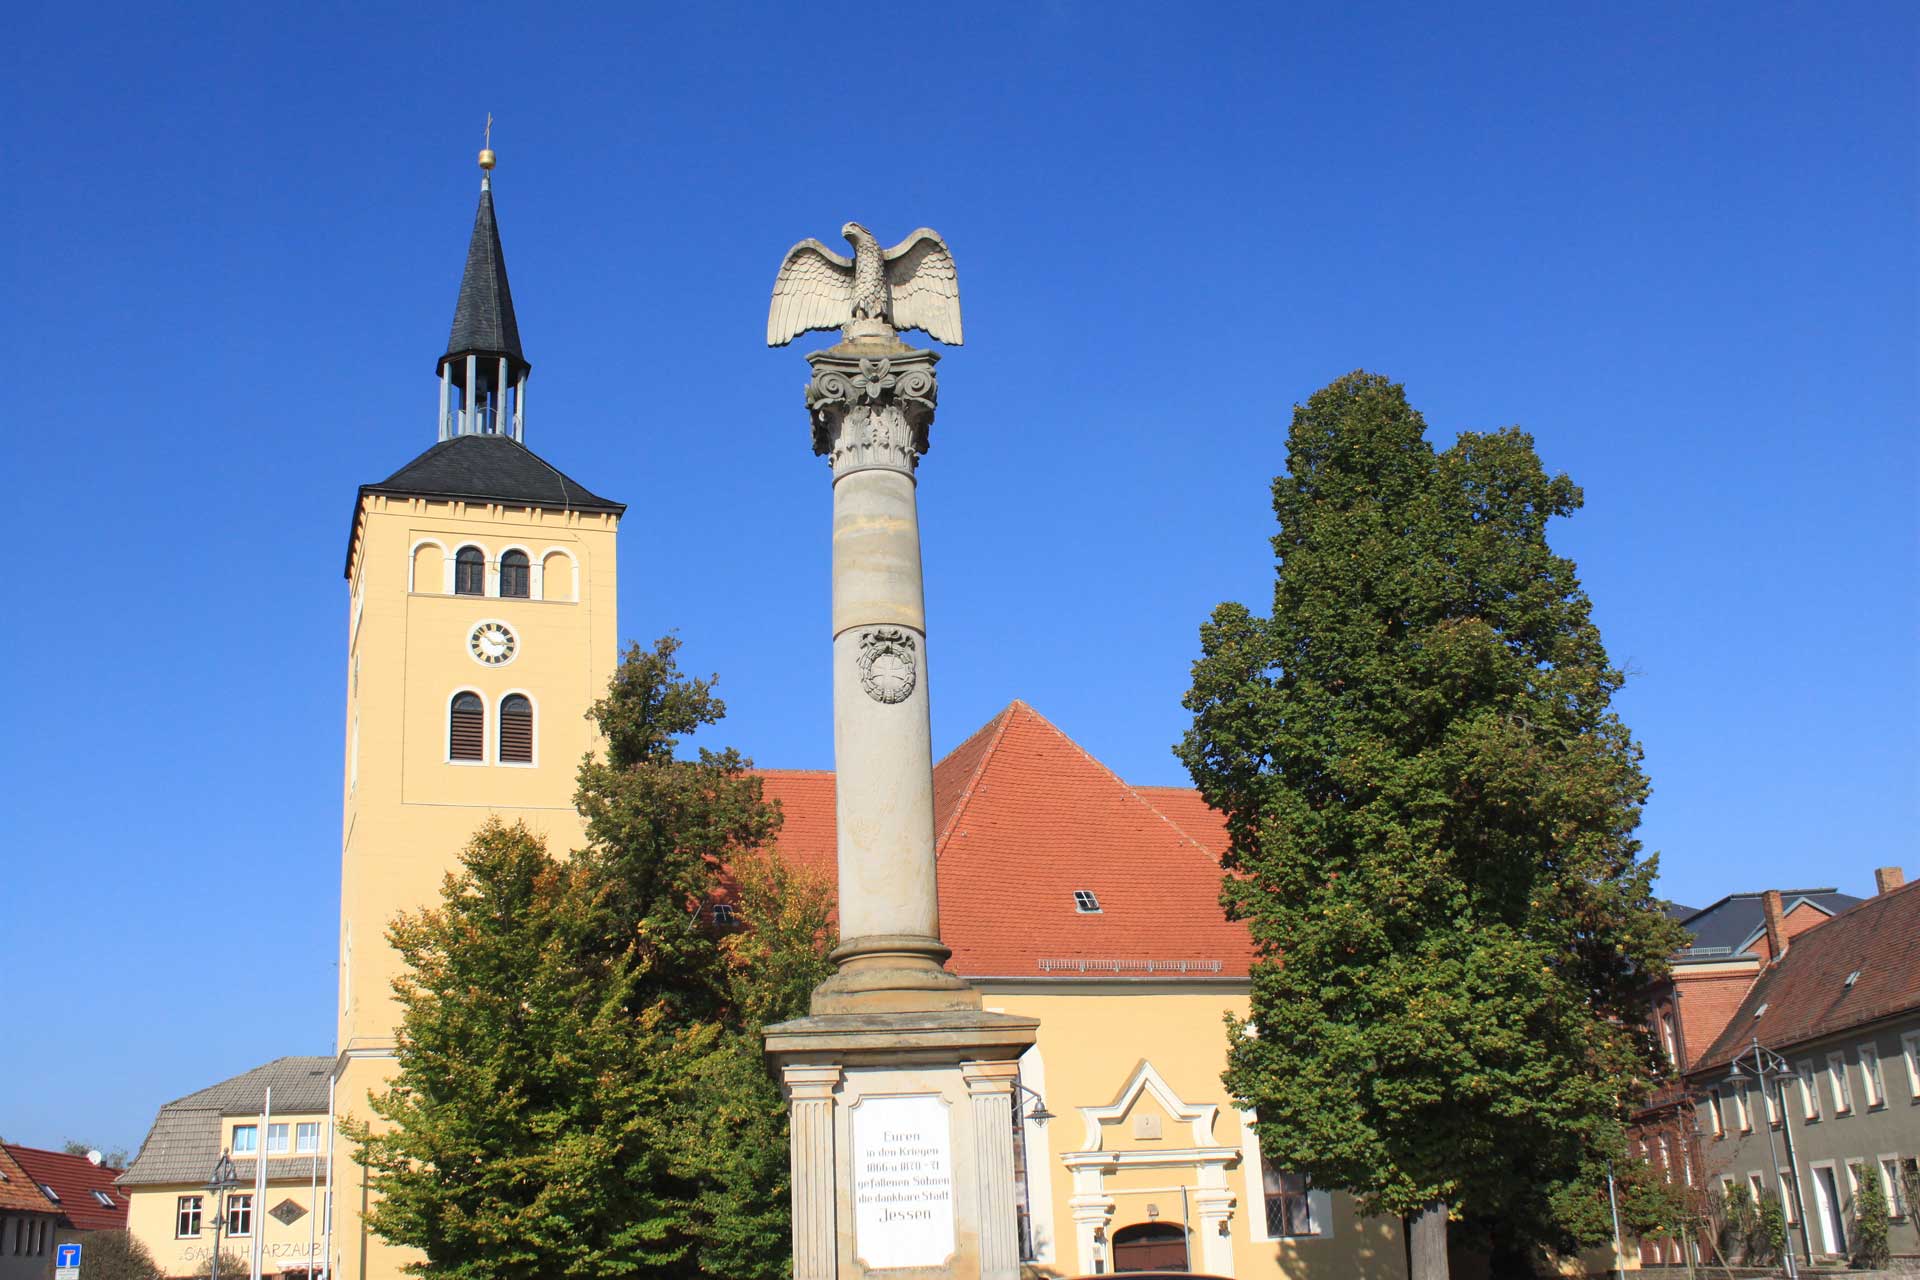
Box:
left=450, top=693, right=484, bottom=761
left=499, top=695, right=533, bottom=763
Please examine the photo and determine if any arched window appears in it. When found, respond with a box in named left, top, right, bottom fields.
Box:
left=500, top=550, right=530, bottom=599
left=455, top=547, right=485, bottom=596
left=499, top=694, right=533, bottom=763
left=449, top=692, right=484, bottom=761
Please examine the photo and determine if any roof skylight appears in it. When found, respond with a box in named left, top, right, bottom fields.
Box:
left=1073, top=890, right=1102, bottom=914
left=38, top=1183, right=59, bottom=1203
left=92, top=1191, right=115, bottom=1208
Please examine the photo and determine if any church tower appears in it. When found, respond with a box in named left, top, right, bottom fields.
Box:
left=332, top=145, right=621, bottom=1280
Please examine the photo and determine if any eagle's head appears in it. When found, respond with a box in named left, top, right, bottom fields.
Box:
left=841, top=221, right=876, bottom=248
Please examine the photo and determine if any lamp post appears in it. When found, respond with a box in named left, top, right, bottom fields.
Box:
left=1728, top=1038, right=1812, bottom=1273
left=205, top=1154, right=239, bottom=1280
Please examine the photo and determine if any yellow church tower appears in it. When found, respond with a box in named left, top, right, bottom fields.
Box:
left=331, top=145, right=621, bottom=1280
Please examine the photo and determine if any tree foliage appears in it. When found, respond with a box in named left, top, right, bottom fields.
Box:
left=350, top=636, right=834, bottom=1280
left=75, top=1231, right=162, bottom=1280
left=1178, top=373, right=1687, bottom=1259
left=1850, top=1166, right=1890, bottom=1270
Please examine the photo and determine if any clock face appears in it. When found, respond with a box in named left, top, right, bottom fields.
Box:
left=469, top=621, right=518, bottom=666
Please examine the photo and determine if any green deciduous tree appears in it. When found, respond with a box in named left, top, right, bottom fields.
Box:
left=77, top=1231, right=162, bottom=1280
left=350, top=636, right=833, bottom=1280
left=1178, top=373, right=1687, bottom=1280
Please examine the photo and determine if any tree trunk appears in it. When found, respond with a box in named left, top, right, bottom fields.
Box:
left=1410, top=1199, right=1450, bottom=1280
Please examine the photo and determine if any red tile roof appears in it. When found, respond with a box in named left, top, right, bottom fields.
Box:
left=1692, top=878, right=1920, bottom=1072
left=0, top=1146, right=57, bottom=1216
left=758, top=700, right=1251, bottom=979
left=3, top=1145, right=128, bottom=1231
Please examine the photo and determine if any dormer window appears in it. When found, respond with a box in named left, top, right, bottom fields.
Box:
left=711, top=904, right=738, bottom=927
left=1073, top=890, right=1101, bottom=914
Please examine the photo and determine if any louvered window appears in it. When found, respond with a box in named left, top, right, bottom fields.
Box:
left=499, top=694, right=533, bottom=763
left=450, top=692, right=485, bottom=761
left=500, top=550, right=530, bottom=598
left=455, top=547, right=485, bottom=595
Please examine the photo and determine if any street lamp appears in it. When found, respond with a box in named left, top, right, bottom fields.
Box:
left=1727, top=1038, right=1812, bottom=1274
left=205, top=1153, right=239, bottom=1280
left=1014, top=1083, right=1054, bottom=1126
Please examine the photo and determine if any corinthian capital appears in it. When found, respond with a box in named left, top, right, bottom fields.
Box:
left=806, top=342, right=939, bottom=479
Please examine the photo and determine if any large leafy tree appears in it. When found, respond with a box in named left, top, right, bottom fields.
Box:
left=351, top=636, right=833, bottom=1280
left=1178, top=373, right=1686, bottom=1278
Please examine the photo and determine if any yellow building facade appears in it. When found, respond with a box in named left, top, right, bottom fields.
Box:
left=328, top=160, right=622, bottom=1280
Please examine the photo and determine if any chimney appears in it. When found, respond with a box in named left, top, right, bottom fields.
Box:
left=1761, top=890, right=1787, bottom=961
left=1875, top=866, right=1906, bottom=895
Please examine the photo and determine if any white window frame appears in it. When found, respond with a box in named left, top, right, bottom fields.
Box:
left=1859, top=1044, right=1884, bottom=1108
left=1706, top=1090, right=1724, bottom=1136
left=266, top=1122, right=290, bottom=1154
left=1879, top=1154, right=1906, bottom=1218
left=1827, top=1051, right=1853, bottom=1115
left=446, top=687, right=488, bottom=765
left=1763, top=1075, right=1782, bottom=1126
left=296, top=1121, right=321, bottom=1153
left=1747, top=1170, right=1767, bottom=1212
left=176, top=1195, right=203, bottom=1238
left=225, top=1193, right=253, bottom=1238
left=231, top=1123, right=257, bottom=1153
left=1798, top=1061, right=1820, bottom=1120
left=1731, top=1079, right=1752, bottom=1132
left=1238, top=1110, right=1333, bottom=1243
left=1901, top=1030, right=1920, bottom=1099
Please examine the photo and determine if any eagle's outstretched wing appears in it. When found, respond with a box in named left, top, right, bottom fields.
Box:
left=768, top=239, right=856, bottom=346
left=885, top=229, right=963, bottom=346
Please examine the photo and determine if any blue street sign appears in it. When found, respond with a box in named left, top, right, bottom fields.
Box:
left=57, top=1243, right=81, bottom=1269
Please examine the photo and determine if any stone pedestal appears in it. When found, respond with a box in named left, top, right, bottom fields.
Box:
left=766, top=326, right=1038, bottom=1279
left=766, top=1013, right=1037, bottom=1280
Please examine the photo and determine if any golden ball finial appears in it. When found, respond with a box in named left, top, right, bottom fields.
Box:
left=478, top=148, right=496, bottom=171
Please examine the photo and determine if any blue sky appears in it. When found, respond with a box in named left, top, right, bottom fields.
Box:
left=2, top=2, right=1912, bottom=1155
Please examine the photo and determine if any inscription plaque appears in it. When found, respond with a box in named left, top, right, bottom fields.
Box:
left=851, top=1094, right=956, bottom=1269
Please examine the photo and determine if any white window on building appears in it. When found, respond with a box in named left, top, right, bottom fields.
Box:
left=1731, top=1080, right=1752, bottom=1132
left=1798, top=1062, right=1820, bottom=1120
left=1660, top=1010, right=1679, bottom=1067
left=176, top=1195, right=203, bottom=1238
left=1879, top=1156, right=1905, bottom=1217
left=1827, top=1052, right=1853, bottom=1114
left=266, top=1123, right=290, bottom=1154
left=1706, top=1091, right=1724, bottom=1136
left=1656, top=1135, right=1672, bottom=1184
left=1780, top=1171, right=1800, bottom=1223
left=226, top=1193, right=253, bottom=1238
left=232, top=1124, right=258, bottom=1153
left=1262, top=1160, right=1315, bottom=1237
left=1763, top=1076, right=1782, bottom=1126
left=296, top=1122, right=321, bottom=1153
left=1747, top=1171, right=1768, bottom=1211
left=1900, top=1031, right=1920, bottom=1100
left=1859, top=1044, right=1885, bottom=1108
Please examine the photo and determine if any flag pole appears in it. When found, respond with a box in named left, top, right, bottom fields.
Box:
left=253, top=1087, right=271, bottom=1280
left=323, top=1075, right=335, bottom=1280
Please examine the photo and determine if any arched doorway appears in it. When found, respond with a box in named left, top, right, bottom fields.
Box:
left=1111, top=1221, right=1188, bottom=1272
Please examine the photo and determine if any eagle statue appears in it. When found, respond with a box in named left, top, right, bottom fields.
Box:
left=767, top=222, right=963, bottom=347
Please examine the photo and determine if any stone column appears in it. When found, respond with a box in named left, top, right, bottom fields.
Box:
left=782, top=1064, right=842, bottom=1280
left=804, top=339, right=975, bottom=1015
left=963, top=1061, right=1022, bottom=1280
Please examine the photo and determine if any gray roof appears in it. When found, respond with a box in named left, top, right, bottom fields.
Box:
left=1672, top=889, right=1863, bottom=961
left=117, top=1058, right=332, bottom=1188
left=441, top=184, right=527, bottom=380
left=345, top=434, right=624, bottom=577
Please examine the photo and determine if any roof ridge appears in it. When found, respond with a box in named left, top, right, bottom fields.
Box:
left=1000, top=701, right=1223, bottom=866
left=933, top=703, right=1022, bottom=855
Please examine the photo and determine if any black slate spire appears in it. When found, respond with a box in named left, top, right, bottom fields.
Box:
left=440, top=181, right=528, bottom=381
